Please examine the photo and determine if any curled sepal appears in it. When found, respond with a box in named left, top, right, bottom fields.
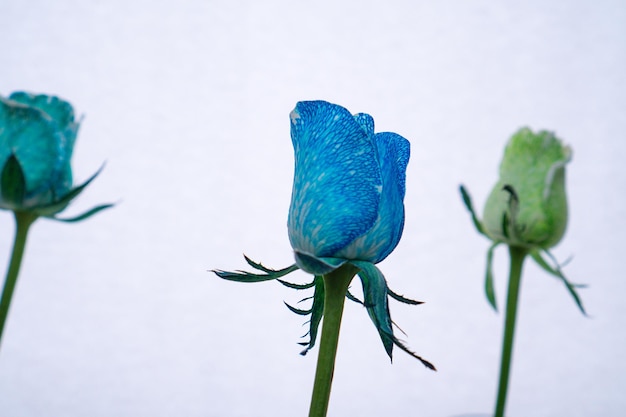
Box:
left=460, top=185, right=487, bottom=237
left=52, top=203, right=115, bottom=222
left=530, top=249, right=587, bottom=315
left=485, top=242, right=501, bottom=311
left=212, top=255, right=300, bottom=283
left=387, top=288, right=423, bottom=305
left=299, top=276, right=325, bottom=356
left=351, top=260, right=435, bottom=370
left=284, top=301, right=311, bottom=316
left=35, top=165, right=105, bottom=217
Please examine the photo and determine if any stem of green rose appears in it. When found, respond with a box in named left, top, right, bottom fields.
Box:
left=494, top=246, right=527, bottom=417
left=0, top=211, right=37, bottom=350
left=308, top=264, right=359, bottom=417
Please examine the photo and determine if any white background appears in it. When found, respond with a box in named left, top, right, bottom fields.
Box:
left=0, top=1, right=624, bottom=416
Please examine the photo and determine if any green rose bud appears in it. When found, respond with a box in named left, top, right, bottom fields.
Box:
left=460, top=128, right=586, bottom=417
left=482, top=127, right=571, bottom=249
left=460, top=127, right=585, bottom=315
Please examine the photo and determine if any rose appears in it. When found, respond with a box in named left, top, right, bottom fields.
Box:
left=287, top=100, right=409, bottom=275
left=482, top=127, right=571, bottom=249
left=215, top=100, right=433, bottom=371
left=0, top=91, right=112, bottom=353
left=0, top=92, right=109, bottom=219
left=460, top=127, right=584, bottom=313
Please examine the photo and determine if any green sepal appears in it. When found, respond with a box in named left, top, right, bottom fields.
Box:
left=530, top=249, right=587, bottom=315
left=213, top=255, right=299, bottom=283
left=34, top=165, right=104, bottom=217
left=299, top=275, right=325, bottom=355
left=485, top=242, right=501, bottom=311
left=460, top=185, right=487, bottom=236
left=284, top=301, right=311, bottom=316
left=346, top=289, right=365, bottom=305
left=387, top=288, right=423, bottom=305
left=351, top=261, right=435, bottom=370
left=277, top=278, right=315, bottom=290
left=51, top=203, right=114, bottom=222
left=501, top=184, right=522, bottom=243
left=1, top=153, right=26, bottom=207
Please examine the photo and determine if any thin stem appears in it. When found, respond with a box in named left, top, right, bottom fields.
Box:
left=308, top=264, right=359, bottom=417
left=0, top=211, right=37, bottom=349
left=494, top=245, right=527, bottom=417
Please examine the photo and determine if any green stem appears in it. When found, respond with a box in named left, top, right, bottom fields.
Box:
left=308, top=264, right=359, bottom=417
left=494, top=246, right=527, bottom=417
left=0, top=211, right=37, bottom=349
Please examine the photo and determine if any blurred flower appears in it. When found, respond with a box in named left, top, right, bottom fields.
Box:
left=0, top=91, right=113, bottom=352
left=482, top=127, right=571, bottom=249
left=288, top=100, right=409, bottom=274
left=460, top=127, right=585, bottom=312
left=0, top=92, right=111, bottom=220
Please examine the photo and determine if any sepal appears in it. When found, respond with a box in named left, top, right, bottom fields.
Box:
left=294, top=251, right=347, bottom=275
left=460, top=185, right=487, bottom=237
left=485, top=242, right=501, bottom=311
left=1, top=153, right=26, bottom=207
left=351, top=261, right=435, bottom=370
left=298, top=276, right=325, bottom=355
left=213, top=255, right=300, bottom=283
left=530, top=249, right=587, bottom=315
left=34, top=165, right=105, bottom=217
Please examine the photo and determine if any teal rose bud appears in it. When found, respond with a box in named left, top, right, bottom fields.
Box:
left=460, top=127, right=585, bottom=417
left=482, top=127, right=571, bottom=249
left=0, top=92, right=106, bottom=217
left=0, top=91, right=112, bottom=352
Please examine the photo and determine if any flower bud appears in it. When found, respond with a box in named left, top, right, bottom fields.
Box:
left=0, top=92, right=79, bottom=213
left=482, top=127, right=571, bottom=249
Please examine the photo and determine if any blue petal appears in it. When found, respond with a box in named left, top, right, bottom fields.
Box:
left=288, top=101, right=383, bottom=258
left=336, top=132, right=410, bottom=262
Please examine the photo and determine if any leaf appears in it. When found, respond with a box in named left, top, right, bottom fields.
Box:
left=1, top=153, right=26, bottom=206
left=485, top=242, right=500, bottom=311
left=531, top=250, right=587, bottom=315
left=459, top=185, right=487, bottom=236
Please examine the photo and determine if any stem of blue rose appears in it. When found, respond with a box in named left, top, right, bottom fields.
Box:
left=494, top=246, right=527, bottom=417
left=308, top=264, right=360, bottom=417
left=0, top=211, right=37, bottom=350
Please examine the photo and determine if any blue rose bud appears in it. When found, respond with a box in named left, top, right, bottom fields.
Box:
left=215, top=100, right=433, bottom=370
left=287, top=101, right=409, bottom=274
